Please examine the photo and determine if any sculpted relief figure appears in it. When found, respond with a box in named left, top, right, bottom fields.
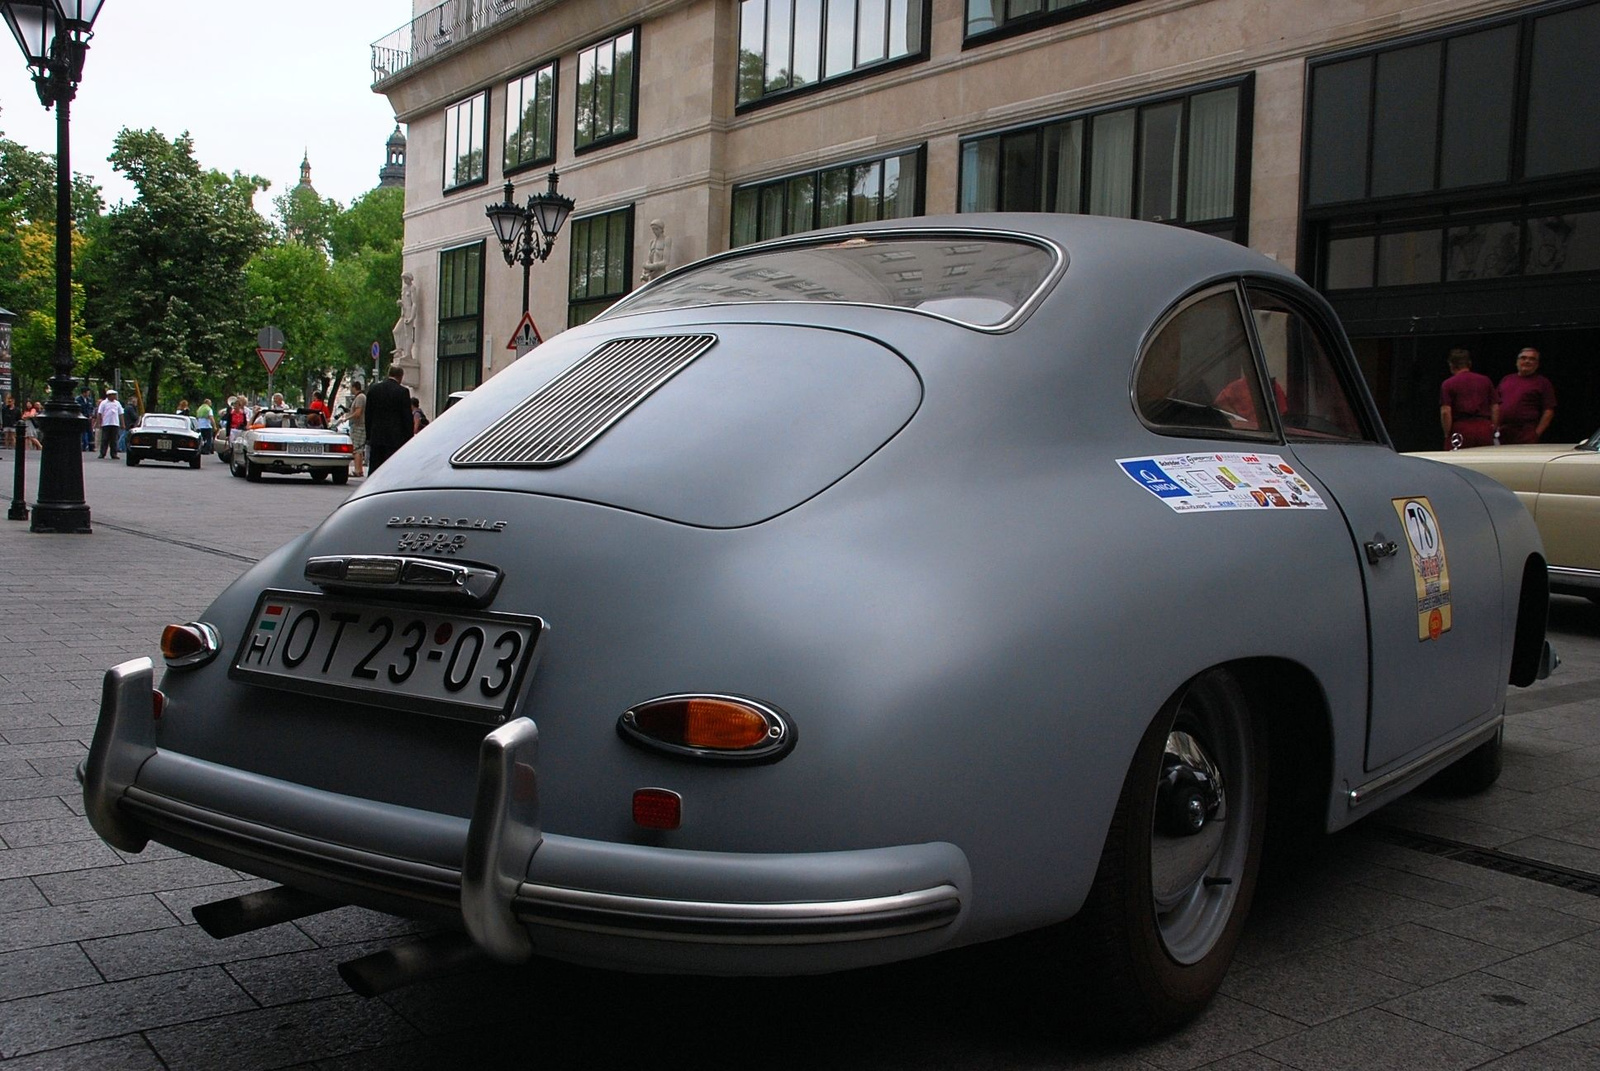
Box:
left=640, top=219, right=672, bottom=283
left=392, top=272, right=418, bottom=365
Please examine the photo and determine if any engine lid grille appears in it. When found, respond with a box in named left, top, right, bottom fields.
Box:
left=452, top=333, right=718, bottom=467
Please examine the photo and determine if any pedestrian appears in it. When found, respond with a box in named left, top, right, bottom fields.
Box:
left=119, top=393, right=139, bottom=453
left=411, top=396, right=429, bottom=435
left=308, top=390, right=330, bottom=428
left=1, top=394, right=16, bottom=450
left=76, top=384, right=95, bottom=450
left=1438, top=347, right=1498, bottom=449
left=225, top=396, right=249, bottom=444
left=346, top=381, right=368, bottom=477
left=96, top=388, right=123, bottom=458
left=1496, top=347, right=1556, bottom=444
left=195, top=398, right=215, bottom=454
left=20, top=400, right=42, bottom=450
left=176, top=399, right=191, bottom=418
left=364, top=366, right=414, bottom=473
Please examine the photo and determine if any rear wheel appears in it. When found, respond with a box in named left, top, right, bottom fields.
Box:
left=331, top=469, right=349, bottom=485
left=189, top=455, right=201, bottom=469
left=125, top=454, right=139, bottom=467
left=309, top=470, right=328, bottom=483
left=245, top=460, right=263, bottom=482
left=1064, top=669, right=1268, bottom=1038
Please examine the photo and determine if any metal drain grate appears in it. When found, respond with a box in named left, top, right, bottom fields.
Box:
left=453, top=333, right=717, bottom=467
left=1361, top=823, right=1600, bottom=898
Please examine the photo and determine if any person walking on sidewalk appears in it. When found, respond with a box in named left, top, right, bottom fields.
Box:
left=76, top=384, right=95, bottom=450
left=96, top=389, right=123, bottom=459
left=195, top=398, right=215, bottom=454
left=365, top=366, right=414, bottom=473
left=1497, top=347, right=1556, bottom=444
left=346, top=381, right=368, bottom=477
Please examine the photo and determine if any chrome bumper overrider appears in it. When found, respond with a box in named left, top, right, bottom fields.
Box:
left=84, top=659, right=966, bottom=965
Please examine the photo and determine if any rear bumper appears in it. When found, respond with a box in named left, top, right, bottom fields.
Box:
left=84, top=659, right=968, bottom=974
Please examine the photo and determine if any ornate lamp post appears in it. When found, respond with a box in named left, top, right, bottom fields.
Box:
left=1, top=0, right=104, bottom=533
left=484, top=170, right=575, bottom=315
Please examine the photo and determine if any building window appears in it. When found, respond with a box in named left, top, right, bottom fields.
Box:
left=443, top=91, right=488, bottom=192
left=1305, top=0, right=1600, bottom=208
left=958, top=80, right=1248, bottom=243
left=731, top=146, right=924, bottom=246
left=964, top=1, right=1141, bottom=42
left=575, top=28, right=638, bottom=152
left=568, top=206, right=634, bottom=326
left=505, top=61, right=557, bottom=174
left=737, top=0, right=925, bottom=107
left=436, top=242, right=484, bottom=411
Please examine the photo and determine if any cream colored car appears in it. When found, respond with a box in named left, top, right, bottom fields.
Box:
left=1411, top=429, right=1600, bottom=601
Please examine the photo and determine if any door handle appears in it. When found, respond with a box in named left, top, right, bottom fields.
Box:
left=1364, top=540, right=1399, bottom=564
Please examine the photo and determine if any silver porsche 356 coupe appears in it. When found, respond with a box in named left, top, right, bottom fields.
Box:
left=83, top=215, right=1554, bottom=1037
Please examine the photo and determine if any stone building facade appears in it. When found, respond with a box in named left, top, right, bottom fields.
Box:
left=371, top=0, right=1599, bottom=447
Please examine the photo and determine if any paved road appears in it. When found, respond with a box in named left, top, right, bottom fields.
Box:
left=1, top=451, right=1598, bottom=1070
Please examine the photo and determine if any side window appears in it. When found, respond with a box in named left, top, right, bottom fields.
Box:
left=1244, top=288, right=1370, bottom=442
left=1135, top=286, right=1276, bottom=438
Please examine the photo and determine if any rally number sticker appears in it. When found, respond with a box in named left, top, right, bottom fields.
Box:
left=1392, top=496, right=1452, bottom=641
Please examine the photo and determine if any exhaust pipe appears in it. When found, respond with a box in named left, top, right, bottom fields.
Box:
left=338, top=931, right=487, bottom=997
left=192, top=885, right=341, bottom=939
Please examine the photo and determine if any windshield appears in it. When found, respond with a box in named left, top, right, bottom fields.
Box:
left=603, top=233, right=1060, bottom=328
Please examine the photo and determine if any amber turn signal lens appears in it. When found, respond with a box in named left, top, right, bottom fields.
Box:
left=618, top=694, right=793, bottom=763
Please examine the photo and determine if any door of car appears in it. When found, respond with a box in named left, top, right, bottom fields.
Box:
left=1242, top=285, right=1505, bottom=772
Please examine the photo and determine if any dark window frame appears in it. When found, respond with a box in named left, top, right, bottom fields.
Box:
left=503, top=58, right=560, bottom=176
left=962, top=0, right=1144, bottom=49
left=436, top=241, right=486, bottom=413
left=443, top=90, right=491, bottom=194
left=568, top=204, right=636, bottom=326
left=574, top=26, right=641, bottom=155
left=729, top=144, right=928, bottom=246
left=735, top=0, right=932, bottom=113
left=956, top=76, right=1253, bottom=244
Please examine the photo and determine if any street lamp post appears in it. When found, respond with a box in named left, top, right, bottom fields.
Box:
left=484, top=170, right=576, bottom=315
left=1, top=0, right=105, bottom=534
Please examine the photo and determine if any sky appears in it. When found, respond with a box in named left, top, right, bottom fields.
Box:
left=0, top=1, right=416, bottom=215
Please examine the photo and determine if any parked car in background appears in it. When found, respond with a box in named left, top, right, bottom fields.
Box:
left=125, top=414, right=202, bottom=469
left=228, top=408, right=353, bottom=484
left=83, top=215, right=1554, bottom=1039
left=1409, top=428, right=1600, bottom=602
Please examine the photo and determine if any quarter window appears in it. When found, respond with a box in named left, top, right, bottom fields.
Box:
left=443, top=92, right=488, bottom=191
left=505, top=61, right=557, bottom=173
left=568, top=205, right=634, bottom=326
left=737, top=0, right=924, bottom=107
left=575, top=28, right=638, bottom=152
left=731, top=147, right=923, bottom=246
left=960, top=81, right=1248, bottom=243
left=1135, top=287, right=1275, bottom=438
left=1245, top=289, right=1369, bottom=442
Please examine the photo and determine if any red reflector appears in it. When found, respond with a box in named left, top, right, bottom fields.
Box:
left=632, top=788, right=682, bottom=830
left=151, top=689, right=166, bottom=720
left=333, top=443, right=353, bottom=454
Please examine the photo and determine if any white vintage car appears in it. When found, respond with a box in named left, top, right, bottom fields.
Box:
left=228, top=409, right=354, bottom=484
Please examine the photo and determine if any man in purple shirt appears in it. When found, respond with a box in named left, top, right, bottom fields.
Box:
left=1438, top=348, right=1498, bottom=449
left=1497, top=347, right=1556, bottom=445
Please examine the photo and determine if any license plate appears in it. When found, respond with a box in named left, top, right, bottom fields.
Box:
left=288, top=443, right=321, bottom=454
left=231, top=591, right=543, bottom=723
left=158, top=438, right=173, bottom=450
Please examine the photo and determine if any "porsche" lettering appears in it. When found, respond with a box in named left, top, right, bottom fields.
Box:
left=387, top=517, right=508, bottom=532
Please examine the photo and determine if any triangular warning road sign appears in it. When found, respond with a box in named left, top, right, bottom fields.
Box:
left=256, top=348, right=286, bottom=374
left=506, top=311, right=543, bottom=357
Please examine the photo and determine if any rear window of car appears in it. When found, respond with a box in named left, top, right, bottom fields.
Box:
left=602, top=234, right=1060, bottom=328
left=143, top=417, right=188, bottom=430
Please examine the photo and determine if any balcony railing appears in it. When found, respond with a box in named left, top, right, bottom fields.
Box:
left=371, top=0, right=527, bottom=85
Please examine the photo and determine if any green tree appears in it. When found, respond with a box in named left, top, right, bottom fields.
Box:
left=245, top=241, right=338, bottom=403
left=80, top=129, right=268, bottom=413
left=329, top=186, right=403, bottom=261
left=273, top=182, right=341, bottom=257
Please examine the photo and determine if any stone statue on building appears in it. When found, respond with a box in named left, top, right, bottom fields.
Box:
left=392, top=272, right=418, bottom=366
left=640, top=219, right=672, bottom=283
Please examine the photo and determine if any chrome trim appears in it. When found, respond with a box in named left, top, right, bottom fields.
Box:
left=1347, top=717, right=1502, bottom=809
left=513, top=882, right=962, bottom=944
left=1549, top=566, right=1600, bottom=595
left=598, top=226, right=1068, bottom=335
left=452, top=334, right=717, bottom=467
left=304, top=556, right=503, bottom=607
left=83, top=658, right=158, bottom=852
left=164, top=622, right=222, bottom=670
left=461, top=718, right=542, bottom=964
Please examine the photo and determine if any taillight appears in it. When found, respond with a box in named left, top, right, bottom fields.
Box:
left=161, top=622, right=221, bottom=669
left=618, top=694, right=793, bottom=763
left=632, top=788, right=682, bottom=830
left=332, top=443, right=353, bottom=454
left=253, top=440, right=283, bottom=452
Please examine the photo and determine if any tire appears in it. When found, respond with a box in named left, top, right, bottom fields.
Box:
left=310, top=470, right=328, bottom=483
left=1062, top=669, right=1268, bottom=1039
left=246, top=459, right=263, bottom=482
left=1426, top=724, right=1503, bottom=795
left=189, top=455, right=202, bottom=469
left=125, top=454, right=139, bottom=467
left=331, top=469, right=349, bottom=485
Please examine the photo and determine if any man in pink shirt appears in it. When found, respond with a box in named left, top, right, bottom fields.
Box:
left=1438, top=348, right=1498, bottom=448
left=1497, top=347, right=1556, bottom=444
